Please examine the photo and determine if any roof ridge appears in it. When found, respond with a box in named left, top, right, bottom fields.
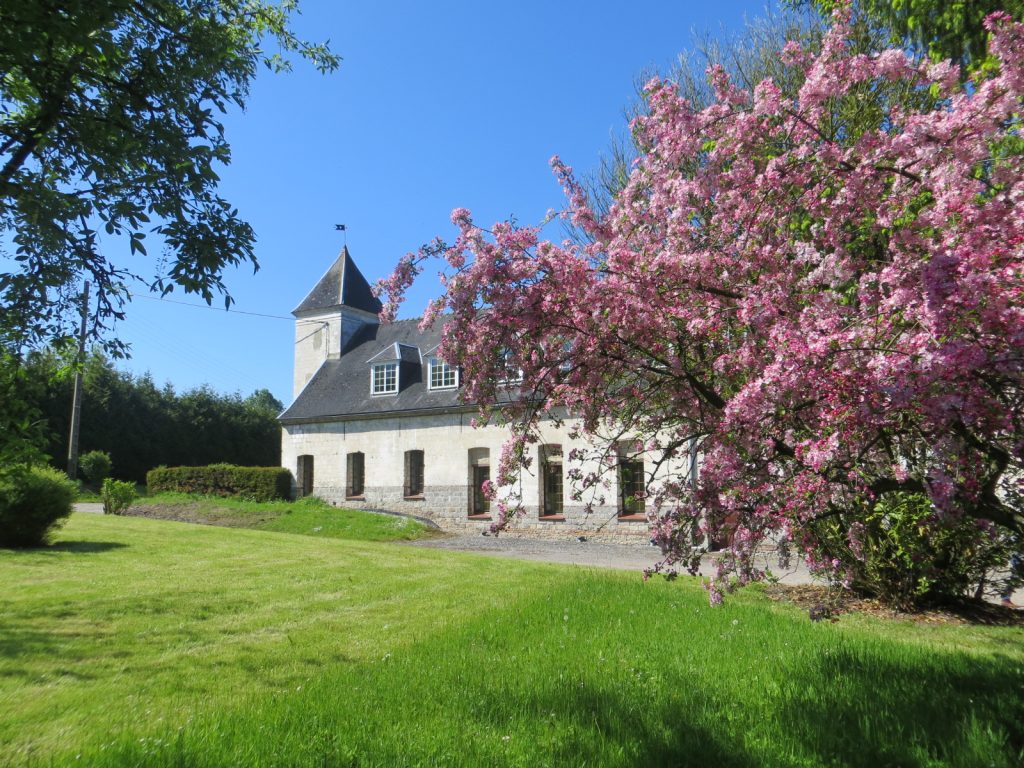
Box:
left=384, top=312, right=451, bottom=325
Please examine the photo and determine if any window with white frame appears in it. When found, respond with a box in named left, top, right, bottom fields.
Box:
left=428, top=357, right=458, bottom=389
left=371, top=362, right=398, bottom=394
left=499, top=348, right=523, bottom=383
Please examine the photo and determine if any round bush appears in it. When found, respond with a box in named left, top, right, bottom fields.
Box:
left=79, top=450, right=112, bottom=484
left=0, top=466, right=76, bottom=548
left=101, top=478, right=136, bottom=515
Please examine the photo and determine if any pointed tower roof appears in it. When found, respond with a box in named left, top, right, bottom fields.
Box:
left=292, top=246, right=383, bottom=316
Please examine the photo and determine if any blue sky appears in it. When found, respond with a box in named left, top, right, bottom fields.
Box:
left=112, top=0, right=779, bottom=405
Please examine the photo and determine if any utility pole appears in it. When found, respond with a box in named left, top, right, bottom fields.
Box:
left=66, top=281, right=90, bottom=480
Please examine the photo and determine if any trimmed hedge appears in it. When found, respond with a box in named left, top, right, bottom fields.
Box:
left=147, top=464, right=292, bottom=501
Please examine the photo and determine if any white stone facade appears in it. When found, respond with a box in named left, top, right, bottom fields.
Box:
left=280, top=248, right=682, bottom=541
left=281, top=410, right=679, bottom=541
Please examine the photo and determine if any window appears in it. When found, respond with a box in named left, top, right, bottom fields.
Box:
left=468, top=448, right=490, bottom=518
left=540, top=445, right=563, bottom=518
left=404, top=449, right=424, bottom=498
left=429, top=357, right=458, bottom=389
left=297, top=454, right=314, bottom=497
left=471, top=465, right=490, bottom=516
left=617, top=444, right=645, bottom=518
left=557, top=340, right=573, bottom=374
left=346, top=452, right=365, bottom=498
left=498, top=348, right=522, bottom=383
left=372, top=362, right=398, bottom=394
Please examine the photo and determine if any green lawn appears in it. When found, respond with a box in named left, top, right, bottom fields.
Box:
left=127, top=493, right=436, bottom=542
left=1, top=514, right=1022, bottom=767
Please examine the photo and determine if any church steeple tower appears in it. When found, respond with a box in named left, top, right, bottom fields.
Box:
left=291, top=247, right=381, bottom=399
left=292, top=245, right=382, bottom=316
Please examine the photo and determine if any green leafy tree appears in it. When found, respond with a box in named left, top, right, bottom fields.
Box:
left=0, top=353, right=48, bottom=467
left=798, top=1, right=1024, bottom=71
left=0, top=0, right=338, bottom=350
left=0, top=0, right=336, bottom=466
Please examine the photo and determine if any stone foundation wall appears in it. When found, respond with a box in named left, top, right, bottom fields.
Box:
left=315, top=483, right=652, bottom=542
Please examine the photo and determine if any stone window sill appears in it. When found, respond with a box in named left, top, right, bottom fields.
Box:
left=538, top=515, right=566, bottom=522
left=404, top=495, right=425, bottom=501
left=467, top=514, right=492, bottom=521
left=617, top=513, right=646, bottom=522
left=345, top=495, right=365, bottom=501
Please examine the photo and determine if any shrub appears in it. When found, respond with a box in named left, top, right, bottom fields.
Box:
left=101, top=478, right=136, bottom=515
left=0, top=466, right=76, bottom=548
left=78, top=450, right=112, bottom=484
left=808, top=492, right=1014, bottom=609
left=146, top=464, right=292, bottom=501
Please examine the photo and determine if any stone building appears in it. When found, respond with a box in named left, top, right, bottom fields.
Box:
left=280, top=248, right=678, bottom=540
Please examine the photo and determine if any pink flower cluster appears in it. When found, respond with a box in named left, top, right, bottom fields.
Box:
left=379, top=11, right=1024, bottom=599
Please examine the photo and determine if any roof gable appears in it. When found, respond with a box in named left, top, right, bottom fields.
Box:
left=366, top=342, right=421, bottom=364
left=292, top=246, right=383, bottom=316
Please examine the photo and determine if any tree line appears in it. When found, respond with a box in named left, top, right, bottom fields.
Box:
left=23, top=349, right=283, bottom=483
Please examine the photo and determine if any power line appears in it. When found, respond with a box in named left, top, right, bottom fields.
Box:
left=133, top=292, right=292, bottom=320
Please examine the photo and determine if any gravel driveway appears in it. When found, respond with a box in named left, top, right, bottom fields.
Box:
left=403, top=531, right=820, bottom=585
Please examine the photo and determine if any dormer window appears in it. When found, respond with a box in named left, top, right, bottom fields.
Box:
left=428, top=357, right=458, bottom=390
left=372, top=362, right=398, bottom=395
left=499, top=348, right=523, bottom=383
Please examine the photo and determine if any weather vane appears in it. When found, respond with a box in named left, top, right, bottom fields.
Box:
left=335, top=223, right=346, bottom=246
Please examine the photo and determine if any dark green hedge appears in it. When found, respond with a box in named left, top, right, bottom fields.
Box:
left=147, top=464, right=292, bottom=501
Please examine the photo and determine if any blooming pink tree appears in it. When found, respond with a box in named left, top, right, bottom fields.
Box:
left=378, top=10, right=1024, bottom=600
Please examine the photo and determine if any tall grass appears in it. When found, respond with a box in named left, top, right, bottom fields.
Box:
left=1, top=515, right=1021, bottom=767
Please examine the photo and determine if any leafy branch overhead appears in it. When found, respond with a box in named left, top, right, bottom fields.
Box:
left=0, top=0, right=339, bottom=351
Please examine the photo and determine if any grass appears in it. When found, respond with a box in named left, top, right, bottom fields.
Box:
left=1, top=514, right=1022, bottom=767
left=127, top=492, right=435, bottom=542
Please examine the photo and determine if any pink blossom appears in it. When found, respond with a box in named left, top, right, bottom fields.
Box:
left=377, top=11, right=1024, bottom=603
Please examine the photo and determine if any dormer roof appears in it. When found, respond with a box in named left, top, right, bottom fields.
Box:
left=367, top=342, right=421, bottom=364
left=292, top=246, right=383, bottom=316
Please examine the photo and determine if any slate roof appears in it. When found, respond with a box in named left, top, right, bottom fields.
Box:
left=280, top=317, right=472, bottom=422
left=292, top=246, right=382, bottom=316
